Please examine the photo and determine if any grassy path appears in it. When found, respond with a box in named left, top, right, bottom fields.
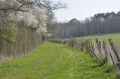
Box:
left=0, top=42, right=115, bottom=79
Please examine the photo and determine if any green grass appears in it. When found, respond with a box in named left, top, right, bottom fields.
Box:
left=0, top=42, right=115, bottom=79
left=76, top=33, right=120, bottom=47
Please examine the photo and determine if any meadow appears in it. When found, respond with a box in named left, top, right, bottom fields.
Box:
left=76, top=33, right=120, bottom=48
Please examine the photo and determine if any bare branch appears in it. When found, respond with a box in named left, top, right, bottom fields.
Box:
left=0, top=0, right=33, bottom=12
left=0, top=7, right=28, bottom=12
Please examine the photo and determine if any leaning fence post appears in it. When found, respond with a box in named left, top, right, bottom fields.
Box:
left=96, top=38, right=102, bottom=59
left=109, top=53, right=118, bottom=71
left=103, top=41, right=109, bottom=62
left=108, top=39, right=120, bottom=62
left=90, top=41, right=93, bottom=50
left=116, top=62, right=120, bottom=70
left=89, top=49, right=98, bottom=58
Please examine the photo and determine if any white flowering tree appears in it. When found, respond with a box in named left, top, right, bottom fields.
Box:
left=0, top=0, right=66, bottom=46
left=0, top=0, right=66, bottom=60
left=0, top=0, right=66, bottom=34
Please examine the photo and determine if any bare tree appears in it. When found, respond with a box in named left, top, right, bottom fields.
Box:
left=54, top=11, right=120, bottom=39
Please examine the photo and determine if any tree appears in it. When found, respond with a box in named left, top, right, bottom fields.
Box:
left=0, top=0, right=67, bottom=37
left=54, top=11, right=120, bottom=39
left=0, top=0, right=67, bottom=61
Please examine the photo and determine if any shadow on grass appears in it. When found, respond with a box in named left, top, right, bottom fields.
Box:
left=92, top=58, right=113, bottom=73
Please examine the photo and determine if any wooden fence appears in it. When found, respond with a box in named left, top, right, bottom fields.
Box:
left=49, top=38, right=120, bottom=72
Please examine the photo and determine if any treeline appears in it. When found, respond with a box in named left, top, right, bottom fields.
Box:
left=53, top=11, right=120, bottom=38
left=0, top=0, right=66, bottom=62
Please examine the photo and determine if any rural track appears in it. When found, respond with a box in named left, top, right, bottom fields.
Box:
left=0, top=42, right=114, bottom=79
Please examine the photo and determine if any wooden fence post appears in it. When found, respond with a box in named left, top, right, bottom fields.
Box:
left=88, top=42, right=90, bottom=49
left=89, top=49, right=98, bottom=58
left=93, top=42, right=95, bottom=51
left=116, top=62, right=120, bottom=70
left=90, top=41, right=93, bottom=50
left=90, top=41, right=95, bottom=51
left=86, top=41, right=97, bottom=58
left=109, top=53, right=118, bottom=71
left=103, top=41, right=109, bottom=62
left=108, top=39, right=120, bottom=62
left=96, top=38, right=103, bottom=59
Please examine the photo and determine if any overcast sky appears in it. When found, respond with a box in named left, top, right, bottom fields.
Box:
left=53, top=0, right=120, bottom=22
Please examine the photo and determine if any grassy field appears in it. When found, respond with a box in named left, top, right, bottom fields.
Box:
left=76, top=33, right=120, bottom=47
left=0, top=42, right=115, bottom=79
